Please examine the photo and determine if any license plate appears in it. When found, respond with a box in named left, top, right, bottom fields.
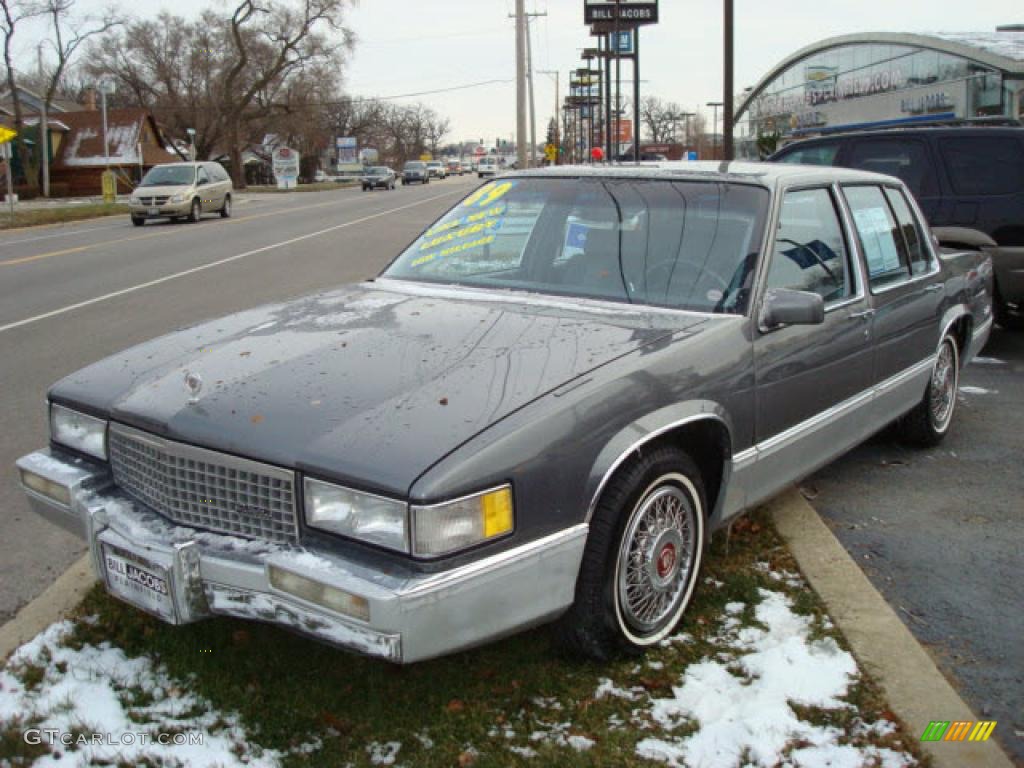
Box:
left=103, top=547, right=175, bottom=620
left=148, top=207, right=159, bottom=215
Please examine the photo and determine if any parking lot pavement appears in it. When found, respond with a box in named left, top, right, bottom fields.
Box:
left=806, top=327, right=1024, bottom=764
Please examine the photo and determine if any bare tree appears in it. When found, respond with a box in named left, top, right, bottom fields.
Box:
left=1, top=0, right=44, bottom=187
left=640, top=96, right=689, bottom=144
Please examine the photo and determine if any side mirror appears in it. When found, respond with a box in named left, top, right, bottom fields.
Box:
left=931, top=227, right=997, bottom=251
left=761, top=288, right=825, bottom=329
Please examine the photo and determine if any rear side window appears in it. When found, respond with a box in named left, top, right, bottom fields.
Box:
left=847, top=139, right=938, bottom=199
left=939, top=137, right=1024, bottom=196
left=765, top=188, right=852, bottom=305
left=883, top=188, right=932, bottom=276
left=843, top=185, right=910, bottom=289
left=773, top=143, right=839, bottom=166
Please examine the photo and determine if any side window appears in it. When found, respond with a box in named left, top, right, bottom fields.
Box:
left=883, top=187, right=932, bottom=276
left=843, top=185, right=910, bottom=290
left=773, top=143, right=839, bottom=166
left=939, top=137, right=1024, bottom=196
left=765, top=188, right=852, bottom=305
left=197, top=167, right=210, bottom=185
left=846, top=139, right=938, bottom=199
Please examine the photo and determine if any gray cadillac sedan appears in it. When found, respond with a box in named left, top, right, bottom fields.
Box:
left=17, top=163, right=993, bottom=663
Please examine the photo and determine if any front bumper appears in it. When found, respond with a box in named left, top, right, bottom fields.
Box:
left=129, top=201, right=192, bottom=218
left=989, top=245, right=1024, bottom=305
left=16, top=448, right=587, bottom=663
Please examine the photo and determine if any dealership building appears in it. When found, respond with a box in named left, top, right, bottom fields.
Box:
left=734, top=28, right=1024, bottom=157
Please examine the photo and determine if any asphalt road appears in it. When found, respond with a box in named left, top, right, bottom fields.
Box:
left=807, top=327, right=1024, bottom=763
left=0, top=176, right=477, bottom=624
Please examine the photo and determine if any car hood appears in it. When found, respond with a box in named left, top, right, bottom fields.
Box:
left=50, top=281, right=706, bottom=495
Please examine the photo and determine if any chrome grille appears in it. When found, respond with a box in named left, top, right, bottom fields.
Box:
left=108, top=423, right=298, bottom=543
left=138, top=196, right=170, bottom=206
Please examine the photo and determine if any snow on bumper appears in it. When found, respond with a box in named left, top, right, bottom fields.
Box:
left=16, top=448, right=587, bottom=664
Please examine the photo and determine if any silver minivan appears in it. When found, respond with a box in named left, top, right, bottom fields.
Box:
left=129, top=162, right=233, bottom=226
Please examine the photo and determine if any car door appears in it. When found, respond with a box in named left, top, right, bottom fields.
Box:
left=840, top=183, right=944, bottom=423
left=748, top=183, right=874, bottom=504
left=841, top=136, right=944, bottom=225
left=195, top=165, right=213, bottom=211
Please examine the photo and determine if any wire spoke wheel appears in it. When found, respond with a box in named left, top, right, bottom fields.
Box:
left=615, top=476, right=699, bottom=639
left=929, top=339, right=958, bottom=432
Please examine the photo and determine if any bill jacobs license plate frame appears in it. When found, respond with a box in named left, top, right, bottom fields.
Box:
left=102, top=544, right=177, bottom=622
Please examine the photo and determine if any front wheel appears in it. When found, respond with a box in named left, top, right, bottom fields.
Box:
left=188, top=199, right=201, bottom=223
left=555, top=445, right=706, bottom=660
left=130, top=216, right=145, bottom=227
left=898, top=334, right=959, bottom=447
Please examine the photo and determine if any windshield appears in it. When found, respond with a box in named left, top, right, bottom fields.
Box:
left=383, top=177, right=769, bottom=314
left=405, top=162, right=425, bottom=170
left=367, top=167, right=389, bottom=174
left=139, top=165, right=196, bottom=187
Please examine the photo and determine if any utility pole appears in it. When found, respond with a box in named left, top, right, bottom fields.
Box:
left=514, top=0, right=528, bottom=169
left=37, top=43, right=49, bottom=197
left=723, top=0, right=734, bottom=160
left=706, top=101, right=723, bottom=159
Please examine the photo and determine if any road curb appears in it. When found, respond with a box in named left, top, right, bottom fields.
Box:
left=0, top=554, right=96, bottom=662
left=767, top=488, right=1015, bottom=768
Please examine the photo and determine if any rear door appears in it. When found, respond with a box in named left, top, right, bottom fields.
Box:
left=840, top=183, right=943, bottom=418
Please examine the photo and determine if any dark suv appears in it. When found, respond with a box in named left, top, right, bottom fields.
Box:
left=770, top=126, right=1024, bottom=329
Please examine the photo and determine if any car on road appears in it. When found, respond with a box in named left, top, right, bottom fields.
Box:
left=401, top=161, right=430, bottom=185
left=361, top=166, right=397, bottom=191
left=17, top=163, right=992, bottom=664
left=477, top=157, right=498, bottom=178
left=129, top=162, right=232, bottom=226
left=446, top=159, right=464, bottom=176
left=769, top=125, right=1024, bottom=330
left=426, top=161, right=447, bottom=180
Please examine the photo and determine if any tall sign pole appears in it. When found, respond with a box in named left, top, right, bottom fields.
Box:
left=723, top=0, right=734, bottom=160
left=515, top=0, right=528, bottom=169
left=633, top=28, right=640, bottom=163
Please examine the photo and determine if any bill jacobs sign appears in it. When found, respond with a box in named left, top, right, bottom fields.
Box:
left=584, top=0, right=658, bottom=25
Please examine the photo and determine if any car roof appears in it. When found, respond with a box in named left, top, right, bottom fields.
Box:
left=506, top=161, right=894, bottom=187
left=777, top=125, right=1024, bottom=147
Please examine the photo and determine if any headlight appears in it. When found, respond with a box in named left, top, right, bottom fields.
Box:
left=412, top=486, right=514, bottom=557
left=304, top=478, right=408, bottom=552
left=49, top=404, right=108, bottom=460
left=169, top=193, right=185, bottom=203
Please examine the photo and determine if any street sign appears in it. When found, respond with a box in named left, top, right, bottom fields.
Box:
left=0, top=126, right=16, bottom=144
left=544, top=144, right=558, bottom=162
left=272, top=146, right=301, bottom=190
left=686, top=151, right=698, bottom=161
left=336, top=136, right=358, bottom=164
left=610, top=29, right=634, bottom=54
left=584, top=0, right=658, bottom=25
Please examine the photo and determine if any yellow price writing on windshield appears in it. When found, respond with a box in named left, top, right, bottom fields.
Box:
left=462, top=180, right=513, bottom=209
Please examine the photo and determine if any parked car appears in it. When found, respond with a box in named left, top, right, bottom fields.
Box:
left=361, top=166, right=397, bottom=191
left=426, top=161, right=447, bottom=179
left=401, top=161, right=429, bottom=185
left=477, top=157, right=498, bottom=178
left=769, top=125, right=1024, bottom=329
left=18, top=163, right=992, bottom=664
left=129, top=162, right=232, bottom=225
left=446, top=159, right=464, bottom=176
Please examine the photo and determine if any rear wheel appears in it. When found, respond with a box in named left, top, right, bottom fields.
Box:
left=219, top=195, right=231, bottom=218
left=188, top=199, right=201, bottom=223
left=556, top=445, right=706, bottom=660
left=898, top=333, right=959, bottom=447
left=994, top=292, right=1024, bottom=331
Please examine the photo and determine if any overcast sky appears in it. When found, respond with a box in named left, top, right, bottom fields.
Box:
left=19, top=0, right=1023, bottom=143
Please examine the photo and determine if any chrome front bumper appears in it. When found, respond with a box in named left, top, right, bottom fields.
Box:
left=16, top=448, right=588, bottom=663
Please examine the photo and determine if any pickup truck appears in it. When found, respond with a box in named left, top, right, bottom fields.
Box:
left=17, top=163, right=992, bottom=663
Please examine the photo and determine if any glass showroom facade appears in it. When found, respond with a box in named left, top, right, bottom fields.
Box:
left=736, top=32, right=1024, bottom=158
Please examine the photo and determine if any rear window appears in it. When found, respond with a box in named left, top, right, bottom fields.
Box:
left=846, top=139, right=938, bottom=199
left=773, top=143, right=839, bottom=166
left=939, top=137, right=1024, bottom=196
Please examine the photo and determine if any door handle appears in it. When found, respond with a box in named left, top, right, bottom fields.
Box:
left=849, top=309, right=875, bottom=320
left=924, top=284, right=944, bottom=293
